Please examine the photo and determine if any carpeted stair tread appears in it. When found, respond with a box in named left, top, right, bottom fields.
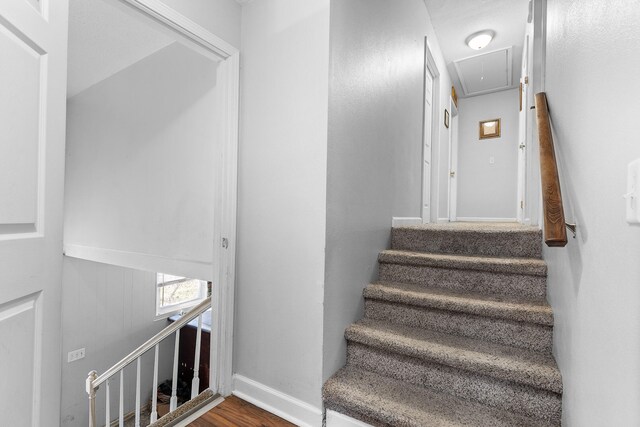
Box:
left=365, top=299, right=552, bottom=353
left=392, top=223, right=542, bottom=259
left=347, top=342, right=562, bottom=422
left=323, top=366, right=558, bottom=427
left=364, top=281, right=553, bottom=326
left=378, top=259, right=547, bottom=301
left=148, top=389, right=216, bottom=427
left=378, top=249, right=547, bottom=276
left=346, top=318, right=562, bottom=393
left=394, top=222, right=541, bottom=232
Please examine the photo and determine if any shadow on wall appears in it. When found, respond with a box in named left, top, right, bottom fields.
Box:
left=549, top=113, right=584, bottom=294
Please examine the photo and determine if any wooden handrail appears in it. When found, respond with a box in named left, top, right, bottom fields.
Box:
left=535, top=92, right=568, bottom=247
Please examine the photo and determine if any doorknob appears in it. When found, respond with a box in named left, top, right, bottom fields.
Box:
left=450, top=171, right=456, bottom=178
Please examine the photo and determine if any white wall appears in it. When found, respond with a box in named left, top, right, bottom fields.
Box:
left=60, top=257, right=175, bottom=427
left=64, top=43, right=219, bottom=280
left=544, top=0, right=640, bottom=425
left=159, top=0, right=241, bottom=48
left=234, top=0, right=329, bottom=415
left=456, top=89, right=519, bottom=220
left=323, top=0, right=453, bottom=384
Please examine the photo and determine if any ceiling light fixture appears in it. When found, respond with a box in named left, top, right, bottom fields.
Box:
left=466, top=30, right=495, bottom=50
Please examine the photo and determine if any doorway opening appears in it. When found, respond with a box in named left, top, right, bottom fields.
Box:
left=447, top=100, right=459, bottom=221
left=62, top=0, right=238, bottom=424
left=424, top=0, right=533, bottom=224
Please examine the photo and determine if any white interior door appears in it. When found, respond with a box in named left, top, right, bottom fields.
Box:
left=517, top=35, right=530, bottom=223
left=422, top=61, right=435, bottom=223
left=448, top=102, right=459, bottom=221
left=0, top=1, right=69, bottom=425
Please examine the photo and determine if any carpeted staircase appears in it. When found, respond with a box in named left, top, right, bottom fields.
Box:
left=323, top=223, right=562, bottom=426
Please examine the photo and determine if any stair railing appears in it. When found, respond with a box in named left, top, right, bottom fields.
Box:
left=534, top=92, right=575, bottom=247
left=86, top=297, right=212, bottom=427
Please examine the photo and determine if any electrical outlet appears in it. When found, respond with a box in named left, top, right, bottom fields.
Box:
left=68, top=348, right=85, bottom=363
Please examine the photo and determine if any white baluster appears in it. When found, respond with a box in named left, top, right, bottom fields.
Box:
left=170, top=329, right=180, bottom=412
left=119, top=370, right=124, bottom=427
left=150, top=344, right=159, bottom=423
left=135, top=357, right=141, bottom=427
left=191, top=314, right=203, bottom=399
left=86, top=371, right=97, bottom=427
left=105, top=378, right=110, bottom=427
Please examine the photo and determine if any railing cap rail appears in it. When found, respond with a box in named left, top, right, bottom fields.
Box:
left=91, top=296, right=212, bottom=388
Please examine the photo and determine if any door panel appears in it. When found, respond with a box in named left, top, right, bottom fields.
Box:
left=0, top=293, right=40, bottom=427
left=0, top=21, right=42, bottom=227
left=0, top=0, right=68, bottom=425
left=422, top=53, right=434, bottom=223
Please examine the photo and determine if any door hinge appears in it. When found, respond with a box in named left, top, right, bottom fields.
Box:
left=449, top=171, right=456, bottom=178
left=520, top=200, right=524, bottom=209
left=222, top=238, right=229, bottom=249
left=524, top=76, right=529, bottom=85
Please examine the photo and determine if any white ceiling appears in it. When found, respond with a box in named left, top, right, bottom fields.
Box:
left=67, top=0, right=175, bottom=98
left=424, top=0, right=530, bottom=98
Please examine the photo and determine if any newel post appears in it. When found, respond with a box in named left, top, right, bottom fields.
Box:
left=86, top=370, right=98, bottom=427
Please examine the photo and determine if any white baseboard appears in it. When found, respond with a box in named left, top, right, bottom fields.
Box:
left=326, top=410, right=372, bottom=427
left=437, top=217, right=450, bottom=223
left=391, top=217, right=423, bottom=227
left=232, top=374, right=322, bottom=427
left=455, top=217, right=517, bottom=223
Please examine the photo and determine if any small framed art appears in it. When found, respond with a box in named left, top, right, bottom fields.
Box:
left=479, top=118, right=501, bottom=139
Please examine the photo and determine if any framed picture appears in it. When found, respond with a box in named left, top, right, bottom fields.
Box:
left=519, top=82, right=523, bottom=111
left=444, top=109, right=450, bottom=128
left=479, top=118, right=501, bottom=139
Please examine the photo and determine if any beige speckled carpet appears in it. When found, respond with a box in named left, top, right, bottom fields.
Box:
left=323, top=223, right=563, bottom=426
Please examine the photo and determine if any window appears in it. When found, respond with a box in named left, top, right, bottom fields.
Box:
left=156, top=273, right=208, bottom=316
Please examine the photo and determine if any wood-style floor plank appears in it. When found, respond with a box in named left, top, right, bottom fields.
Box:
left=188, top=395, right=295, bottom=427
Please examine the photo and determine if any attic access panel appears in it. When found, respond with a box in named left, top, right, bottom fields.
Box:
left=454, top=47, right=513, bottom=97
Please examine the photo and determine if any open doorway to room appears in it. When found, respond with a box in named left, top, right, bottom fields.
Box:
left=61, top=0, right=238, bottom=425
left=425, top=0, right=533, bottom=223
left=447, top=99, right=459, bottom=221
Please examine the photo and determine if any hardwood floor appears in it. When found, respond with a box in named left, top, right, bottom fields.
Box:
left=188, top=396, right=295, bottom=427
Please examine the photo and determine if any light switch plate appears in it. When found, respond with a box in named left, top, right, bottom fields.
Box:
left=68, top=348, right=85, bottom=363
left=626, top=159, right=640, bottom=224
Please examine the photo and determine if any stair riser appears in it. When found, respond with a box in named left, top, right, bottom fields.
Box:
left=347, top=343, right=561, bottom=423
left=324, top=404, right=387, bottom=427
left=365, top=300, right=553, bottom=353
left=364, top=285, right=554, bottom=326
left=324, top=367, right=560, bottom=427
left=391, top=228, right=542, bottom=258
left=378, top=251, right=548, bottom=277
left=378, top=263, right=547, bottom=301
